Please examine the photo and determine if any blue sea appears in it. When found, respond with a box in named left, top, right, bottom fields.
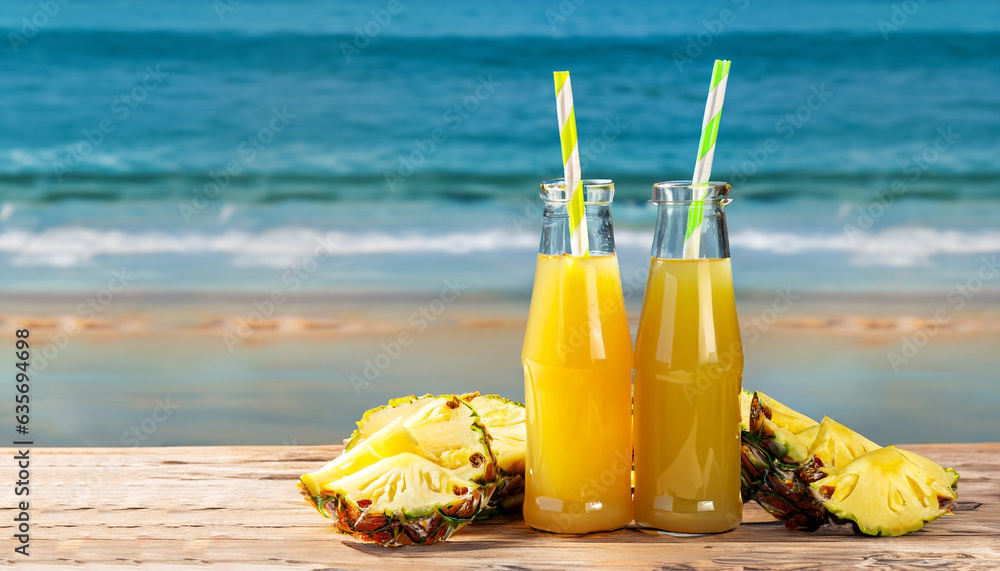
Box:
left=1, top=0, right=999, bottom=445
left=1, top=0, right=999, bottom=295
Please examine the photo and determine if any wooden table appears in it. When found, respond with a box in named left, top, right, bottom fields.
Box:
left=3, top=443, right=997, bottom=569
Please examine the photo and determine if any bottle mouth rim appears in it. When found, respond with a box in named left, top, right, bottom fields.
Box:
left=540, top=178, right=615, bottom=203
left=651, top=180, right=731, bottom=203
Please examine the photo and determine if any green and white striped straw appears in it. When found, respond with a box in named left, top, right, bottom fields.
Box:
left=553, top=71, right=588, bottom=257
left=683, top=59, right=731, bottom=260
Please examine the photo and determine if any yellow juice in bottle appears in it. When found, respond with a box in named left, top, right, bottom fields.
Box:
left=633, top=257, right=743, bottom=533
left=522, top=253, right=634, bottom=534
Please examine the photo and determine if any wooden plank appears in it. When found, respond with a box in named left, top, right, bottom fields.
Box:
left=1, top=443, right=997, bottom=569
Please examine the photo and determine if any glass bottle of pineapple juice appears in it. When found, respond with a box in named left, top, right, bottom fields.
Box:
left=522, top=179, right=633, bottom=534
left=633, top=181, right=743, bottom=534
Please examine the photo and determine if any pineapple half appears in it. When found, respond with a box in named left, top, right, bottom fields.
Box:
left=299, top=395, right=499, bottom=546
left=740, top=390, right=960, bottom=535
left=347, top=392, right=527, bottom=516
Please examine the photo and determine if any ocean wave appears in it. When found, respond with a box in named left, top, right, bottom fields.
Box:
left=1, top=226, right=999, bottom=268
left=2, top=170, right=1000, bottom=204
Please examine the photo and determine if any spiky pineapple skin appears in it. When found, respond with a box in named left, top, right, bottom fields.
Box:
left=740, top=394, right=829, bottom=531
left=298, top=482, right=493, bottom=547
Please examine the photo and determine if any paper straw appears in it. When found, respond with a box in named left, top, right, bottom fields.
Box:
left=683, top=59, right=730, bottom=260
left=553, top=71, right=588, bottom=257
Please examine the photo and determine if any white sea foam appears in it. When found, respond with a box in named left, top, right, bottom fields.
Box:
left=0, top=228, right=537, bottom=268
left=0, top=226, right=998, bottom=268
left=731, top=228, right=1000, bottom=267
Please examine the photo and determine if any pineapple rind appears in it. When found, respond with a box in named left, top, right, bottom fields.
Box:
left=461, top=393, right=526, bottom=515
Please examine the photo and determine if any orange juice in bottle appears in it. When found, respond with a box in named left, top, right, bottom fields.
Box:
left=633, top=181, right=743, bottom=533
left=522, top=179, right=633, bottom=534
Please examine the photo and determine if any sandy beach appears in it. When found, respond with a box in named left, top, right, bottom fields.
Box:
left=4, top=290, right=997, bottom=447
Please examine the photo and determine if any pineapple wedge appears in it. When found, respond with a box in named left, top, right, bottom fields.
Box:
left=348, top=392, right=526, bottom=515
left=741, top=390, right=960, bottom=535
left=299, top=395, right=499, bottom=546
left=813, top=446, right=958, bottom=536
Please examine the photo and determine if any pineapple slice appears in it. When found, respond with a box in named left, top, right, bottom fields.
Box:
left=740, top=389, right=818, bottom=433
left=812, top=446, right=958, bottom=536
left=313, top=453, right=491, bottom=546
left=795, top=424, right=820, bottom=448
left=345, top=395, right=498, bottom=486
left=299, top=418, right=427, bottom=497
left=743, top=392, right=817, bottom=464
left=348, top=393, right=526, bottom=515
left=461, top=393, right=525, bottom=476
left=805, top=417, right=880, bottom=476
left=461, top=393, right=525, bottom=513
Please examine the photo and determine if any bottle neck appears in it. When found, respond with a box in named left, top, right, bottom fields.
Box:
left=650, top=200, right=731, bottom=260
left=540, top=201, right=617, bottom=256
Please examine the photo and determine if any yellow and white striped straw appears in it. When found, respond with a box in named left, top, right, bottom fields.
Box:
left=553, top=71, right=588, bottom=257
left=683, top=59, right=731, bottom=260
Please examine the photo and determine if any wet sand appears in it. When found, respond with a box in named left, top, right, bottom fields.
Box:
left=2, top=291, right=998, bottom=446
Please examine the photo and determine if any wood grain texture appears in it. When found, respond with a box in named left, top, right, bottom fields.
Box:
left=1, top=443, right=997, bottom=569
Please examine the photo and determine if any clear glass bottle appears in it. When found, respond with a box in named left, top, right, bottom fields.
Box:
left=633, top=181, right=744, bottom=533
left=522, top=179, right=633, bottom=534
